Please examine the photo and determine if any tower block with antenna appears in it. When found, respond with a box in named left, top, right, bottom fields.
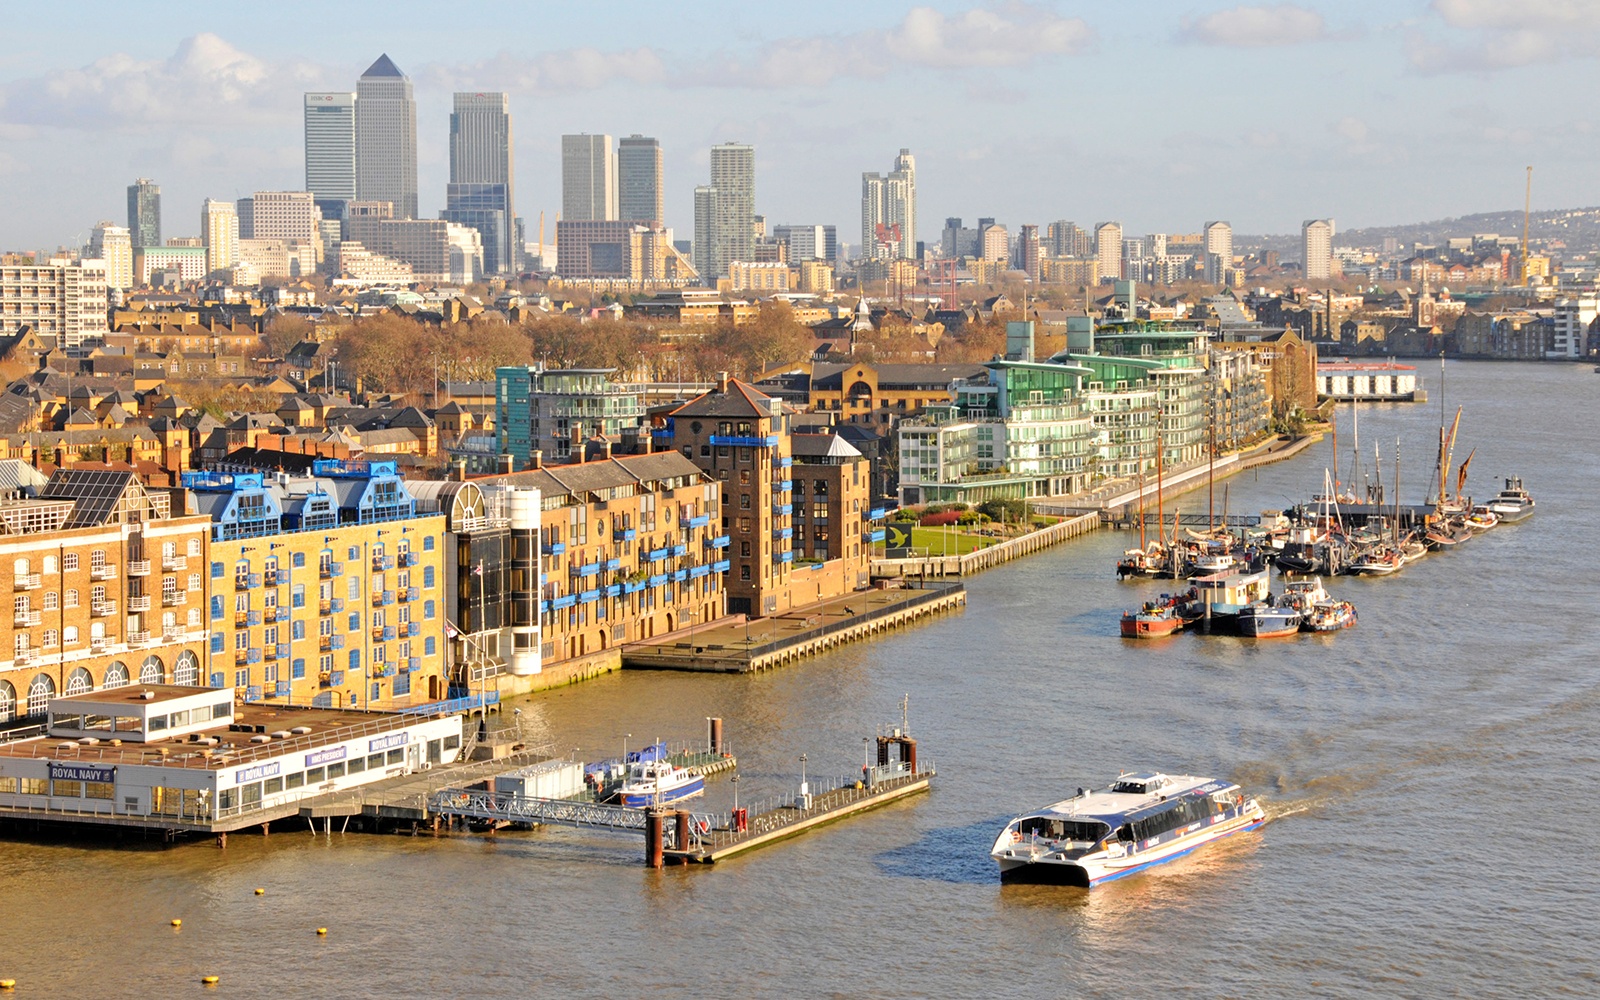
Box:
left=1522, top=166, right=1533, bottom=287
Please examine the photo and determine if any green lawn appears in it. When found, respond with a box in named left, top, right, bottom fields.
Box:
left=878, top=524, right=999, bottom=556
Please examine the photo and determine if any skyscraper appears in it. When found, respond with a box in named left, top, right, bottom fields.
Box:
left=1018, top=223, right=1040, bottom=281
left=304, top=92, right=356, bottom=210
left=698, top=142, right=755, bottom=280
left=1302, top=219, right=1334, bottom=282
left=88, top=222, right=133, bottom=291
left=1203, top=221, right=1233, bottom=285
left=562, top=134, right=617, bottom=221
left=200, top=200, right=240, bottom=275
left=355, top=55, right=418, bottom=219
left=445, top=92, right=515, bottom=275
left=127, top=178, right=160, bottom=249
left=618, top=135, right=663, bottom=224
left=1095, top=222, right=1123, bottom=282
left=861, top=148, right=916, bottom=261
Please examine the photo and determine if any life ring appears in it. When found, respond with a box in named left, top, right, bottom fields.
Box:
left=697, top=819, right=709, bottom=834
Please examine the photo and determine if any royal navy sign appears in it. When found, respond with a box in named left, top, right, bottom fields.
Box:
left=368, top=731, right=409, bottom=753
left=50, top=762, right=115, bottom=783
left=234, top=762, right=281, bottom=784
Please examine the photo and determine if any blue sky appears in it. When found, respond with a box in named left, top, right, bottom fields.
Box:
left=3, top=1, right=1597, bottom=251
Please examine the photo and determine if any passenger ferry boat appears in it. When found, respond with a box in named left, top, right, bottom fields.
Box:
left=1237, top=599, right=1303, bottom=638
left=991, top=771, right=1266, bottom=886
left=1488, top=477, right=1535, bottom=523
left=614, top=759, right=706, bottom=808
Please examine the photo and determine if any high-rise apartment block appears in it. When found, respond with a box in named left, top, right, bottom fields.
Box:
left=861, top=148, right=916, bottom=261
left=127, top=178, right=161, bottom=249
left=773, top=224, right=835, bottom=263
left=251, top=192, right=322, bottom=265
left=445, top=93, right=515, bottom=275
left=1095, top=222, right=1123, bottom=282
left=562, top=134, right=617, bottom=222
left=0, top=257, right=110, bottom=347
left=1302, top=219, right=1334, bottom=282
left=89, top=223, right=133, bottom=291
left=618, top=135, right=663, bottom=225
left=201, top=200, right=240, bottom=275
left=1017, top=224, right=1040, bottom=281
left=692, top=142, right=756, bottom=281
left=1203, top=221, right=1232, bottom=285
left=304, top=92, right=357, bottom=210
left=355, top=55, right=418, bottom=219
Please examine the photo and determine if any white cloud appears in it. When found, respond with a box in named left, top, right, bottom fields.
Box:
left=0, top=34, right=323, bottom=130
left=685, top=4, right=1093, bottom=88
left=1179, top=4, right=1328, bottom=47
left=1410, top=0, right=1600, bottom=72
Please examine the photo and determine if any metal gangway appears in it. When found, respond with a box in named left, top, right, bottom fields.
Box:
left=427, top=787, right=714, bottom=834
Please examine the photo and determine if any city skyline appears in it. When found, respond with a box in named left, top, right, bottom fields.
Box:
left=3, top=2, right=1599, bottom=252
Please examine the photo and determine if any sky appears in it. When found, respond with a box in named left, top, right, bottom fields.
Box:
left=3, top=0, right=1598, bottom=252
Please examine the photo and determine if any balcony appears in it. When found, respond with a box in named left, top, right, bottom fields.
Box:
left=613, top=527, right=636, bottom=541
left=14, top=649, right=37, bottom=666
left=776, top=550, right=795, bottom=563
left=712, top=559, right=731, bottom=573
left=235, top=610, right=249, bottom=626
left=235, top=573, right=260, bottom=591
left=401, top=551, right=420, bottom=568
left=671, top=544, right=688, bottom=557
left=247, top=611, right=262, bottom=627
left=647, top=547, right=670, bottom=562
left=91, top=600, right=117, bottom=618
left=319, top=598, right=332, bottom=614
left=263, top=645, right=278, bottom=661
left=331, top=597, right=344, bottom=613
left=404, top=587, right=418, bottom=603
left=773, top=479, right=792, bottom=492
left=91, top=638, right=113, bottom=654
left=163, top=627, right=184, bottom=643
left=128, top=629, right=152, bottom=646
left=127, top=595, right=152, bottom=612
left=127, top=560, right=152, bottom=577
left=706, top=535, right=730, bottom=549
left=604, top=558, right=622, bottom=572
left=162, top=555, right=187, bottom=572
left=13, top=609, right=41, bottom=627
left=546, top=541, right=566, bottom=555
left=687, top=515, right=710, bottom=529
left=408, top=657, right=421, bottom=672
left=868, top=529, right=887, bottom=543
left=773, top=527, right=793, bottom=540
left=163, top=590, right=186, bottom=607
left=263, top=569, right=281, bottom=586
left=90, top=564, right=117, bottom=581
left=773, top=503, right=792, bottom=516
left=407, top=621, right=421, bottom=638
left=576, top=562, right=601, bottom=577
left=320, top=562, right=343, bottom=579
left=319, top=635, right=333, bottom=651
left=372, top=555, right=394, bottom=571
left=709, top=434, right=779, bottom=448
left=869, top=508, right=888, bottom=520
left=372, top=626, right=397, bottom=642
left=14, top=573, right=40, bottom=591
left=235, top=650, right=250, bottom=666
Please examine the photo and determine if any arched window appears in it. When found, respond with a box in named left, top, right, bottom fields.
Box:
left=173, top=650, right=198, bottom=686
left=42, top=629, right=58, bottom=647
left=42, top=555, right=56, bottom=574
left=65, top=589, right=79, bottom=609
left=90, top=622, right=105, bottom=640
left=26, top=673, right=55, bottom=716
left=65, top=667, right=92, bottom=696
left=103, top=661, right=130, bottom=689
left=63, top=626, right=79, bottom=644
left=12, top=557, right=28, bottom=576
left=0, top=680, right=14, bottom=722
left=140, top=655, right=164, bottom=685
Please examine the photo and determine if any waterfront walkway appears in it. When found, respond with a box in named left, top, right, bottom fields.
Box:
left=620, top=582, right=965, bottom=672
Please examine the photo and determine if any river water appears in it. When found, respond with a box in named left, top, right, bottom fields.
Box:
left=2, top=362, right=1596, bottom=998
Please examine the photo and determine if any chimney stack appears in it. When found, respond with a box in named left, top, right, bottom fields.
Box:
left=451, top=459, right=468, bottom=482
left=603, top=439, right=613, bottom=460
left=717, top=371, right=730, bottom=393
left=496, top=453, right=514, bottom=475
left=531, top=449, right=543, bottom=470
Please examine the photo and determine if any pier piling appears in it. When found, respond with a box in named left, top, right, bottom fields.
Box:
left=645, top=810, right=665, bottom=869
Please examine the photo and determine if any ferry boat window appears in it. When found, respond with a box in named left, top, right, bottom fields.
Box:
left=285, top=772, right=305, bottom=790
left=366, top=753, right=384, bottom=770
left=240, top=783, right=262, bottom=807
left=85, top=782, right=113, bottom=800
left=346, top=757, right=366, bottom=775
left=264, top=777, right=283, bottom=794
left=326, top=762, right=345, bottom=779
left=386, top=748, right=404, bottom=766
left=0, top=776, right=15, bottom=793
left=306, top=767, right=326, bottom=784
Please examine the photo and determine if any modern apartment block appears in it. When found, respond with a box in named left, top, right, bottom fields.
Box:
left=304, top=92, right=357, bottom=209
left=495, top=367, right=646, bottom=467
left=1095, top=222, right=1123, bottom=283
left=1, top=469, right=212, bottom=723
left=618, top=134, right=664, bottom=225
left=355, top=55, right=418, bottom=219
left=553, top=220, right=692, bottom=284
left=861, top=148, right=916, bottom=261
left=562, top=134, right=617, bottom=222
left=445, top=93, right=515, bottom=275
left=134, top=247, right=207, bottom=285
left=1303, top=219, right=1334, bottom=282
left=88, top=223, right=133, bottom=292
left=187, top=460, right=449, bottom=710
left=772, top=224, right=836, bottom=263
left=0, top=257, right=110, bottom=348
left=251, top=192, right=322, bottom=259
left=1203, top=221, right=1232, bottom=285
left=693, top=143, right=755, bottom=281
left=127, top=178, right=161, bottom=249
left=200, top=200, right=240, bottom=275
left=342, top=217, right=482, bottom=283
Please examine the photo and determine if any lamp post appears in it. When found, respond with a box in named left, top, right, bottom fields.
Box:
left=623, top=732, right=632, bottom=763
left=799, top=753, right=808, bottom=795
left=731, top=773, right=739, bottom=814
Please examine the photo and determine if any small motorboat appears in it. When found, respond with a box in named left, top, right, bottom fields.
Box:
left=614, top=759, right=706, bottom=808
left=1302, top=600, right=1357, bottom=632
left=1120, top=595, right=1189, bottom=638
left=1488, top=476, right=1535, bottom=523
left=1349, top=546, right=1403, bottom=575
left=1465, top=505, right=1499, bottom=531
left=1237, top=599, right=1303, bottom=638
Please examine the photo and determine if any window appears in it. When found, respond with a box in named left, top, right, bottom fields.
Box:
left=740, top=566, right=751, bottom=581
left=211, top=596, right=224, bottom=620
left=43, top=592, right=58, bottom=611
left=235, top=669, right=249, bottom=687
left=235, top=631, right=249, bottom=652
left=424, top=636, right=436, bottom=655
left=63, top=554, right=78, bottom=571
left=292, top=658, right=306, bottom=679
left=347, top=546, right=359, bottom=561
left=63, top=626, right=79, bottom=644
left=348, top=650, right=360, bottom=671
left=235, top=593, right=248, bottom=613
left=211, top=633, right=224, bottom=654
left=188, top=538, right=202, bottom=557
left=211, top=561, right=223, bottom=578
left=292, top=620, right=305, bottom=640
left=348, top=576, right=360, bottom=600
left=292, top=584, right=305, bottom=608
left=740, top=494, right=750, bottom=509
left=423, top=566, right=435, bottom=588
left=423, top=600, right=435, bottom=620
left=189, top=573, right=201, bottom=592
left=348, top=613, right=360, bottom=632
left=292, top=552, right=306, bottom=568
left=740, top=470, right=751, bottom=485
left=42, top=629, right=57, bottom=647
left=65, top=589, right=78, bottom=609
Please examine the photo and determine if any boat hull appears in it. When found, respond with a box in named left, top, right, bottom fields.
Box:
left=996, top=809, right=1267, bottom=887
left=1490, top=503, right=1534, bottom=523
left=1121, top=614, right=1182, bottom=638
left=617, top=775, right=705, bottom=808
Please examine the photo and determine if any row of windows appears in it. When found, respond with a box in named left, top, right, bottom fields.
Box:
left=12, top=539, right=202, bottom=576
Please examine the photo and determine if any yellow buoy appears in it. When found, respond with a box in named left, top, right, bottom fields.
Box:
left=0, top=979, right=16, bottom=989
left=316, top=927, right=327, bottom=936
left=201, top=976, right=219, bottom=986
left=170, top=918, right=182, bottom=927
left=254, top=888, right=265, bottom=895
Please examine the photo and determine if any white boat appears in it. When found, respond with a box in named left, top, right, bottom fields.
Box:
left=1487, top=476, right=1535, bottom=523
left=991, top=771, right=1266, bottom=886
left=1465, top=505, right=1499, bottom=532
left=614, top=759, right=706, bottom=808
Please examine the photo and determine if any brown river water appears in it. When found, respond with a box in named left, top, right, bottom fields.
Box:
left=0, top=361, right=1595, bottom=998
